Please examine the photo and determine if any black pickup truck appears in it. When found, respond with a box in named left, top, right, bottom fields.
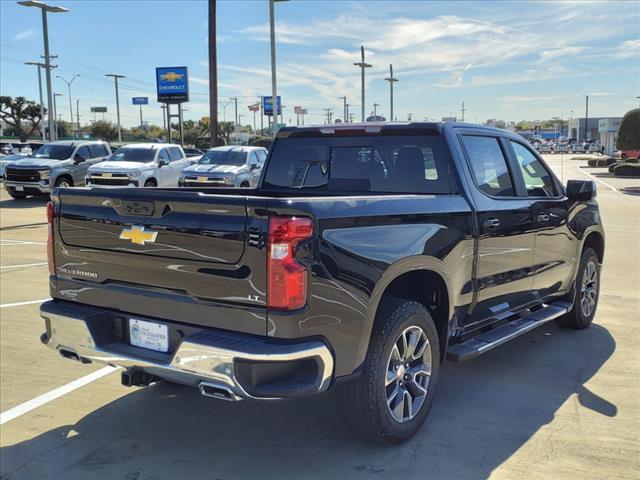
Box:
left=40, top=122, right=604, bottom=444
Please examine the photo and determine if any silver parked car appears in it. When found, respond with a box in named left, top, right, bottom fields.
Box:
left=3, top=140, right=111, bottom=199
left=179, top=146, right=268, bottom=188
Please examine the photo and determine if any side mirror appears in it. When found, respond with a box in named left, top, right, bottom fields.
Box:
left=74, top=154, right=86, bottom=163
left=566, top=180, right=597, bottom=201
left=249, top=162, right=259, bottom=170
left=158, top=159, right=169, bottom=167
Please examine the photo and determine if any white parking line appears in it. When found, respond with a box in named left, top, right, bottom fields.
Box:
left=0, top=298, right=50, bottom=309
left=576, top=165, right=618, bottom=192
left=0, top=240, right=46, bottom=246
left=0, top=262, right=48, bottom=269
left=0, top=366, right=119, bottom=426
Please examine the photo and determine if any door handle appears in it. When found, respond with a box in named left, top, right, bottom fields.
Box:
left=537, top=213, right=550, bottom=222
left=483, top=218, right=501, bottom=229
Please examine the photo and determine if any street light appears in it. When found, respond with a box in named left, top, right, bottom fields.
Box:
left=56, top=74, right=79, bottom=135
left=18, top=1, right=68, bottom=141
left=269, top=0, right=288, bottom=130
left=384, top=64, right=398, bottom=122
left=53, top=92, right=63, bottom=140
left=354, top=45, right=372, bottom=122
left=105, top=73, right=125, bottom=143
left=25, top=61, right=47, bottom=141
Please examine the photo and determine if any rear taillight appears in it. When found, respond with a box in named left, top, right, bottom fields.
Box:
left=46, top=201, right=56, bottom=275
left=267, top=216, right=313, bottom=310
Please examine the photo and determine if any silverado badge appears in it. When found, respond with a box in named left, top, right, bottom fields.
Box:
left=119, top=225, right=158, bottom=246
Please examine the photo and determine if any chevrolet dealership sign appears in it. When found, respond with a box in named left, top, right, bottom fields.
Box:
left=156, top=66, right=189, bottom=103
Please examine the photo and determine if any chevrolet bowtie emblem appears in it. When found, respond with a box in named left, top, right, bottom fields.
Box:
left=119, top=225, right=158, bottom=245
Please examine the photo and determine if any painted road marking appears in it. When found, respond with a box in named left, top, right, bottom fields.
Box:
left=0, top=298, right=50, bottom=309
left=0, top=240, right=46, bottom=246
left=0, top=366, right=119, bottom=426
left=0, top=262, right=48, bottom=269
left=576, top=165, right=618, bottom=192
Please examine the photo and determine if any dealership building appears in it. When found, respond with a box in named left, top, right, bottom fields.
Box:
left=567, top=117, right=623, bottom=155
left=598, top=118, right=623, bottom=156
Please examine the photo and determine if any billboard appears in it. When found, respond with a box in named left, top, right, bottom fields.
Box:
left=132, top=97, right=149, bottom=105
left=90, top=107, right=107, bottom=113
left=156, top=67, right=189, bottom=103
left=262, top=95, right=281, bottom=116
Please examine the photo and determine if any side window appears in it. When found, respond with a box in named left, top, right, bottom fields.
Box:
left=89, top=144, right=108, bottom=158
left=157, top=149, right=170, bottom=162
left=76, top=146, right=91, bottom=159
left=461, top=135, right=515, bottom=197
left=248, top=152, right=258, bottom=166
left=510, top=141, right=556, bottom=197
left=256, top=150, right=267, bottom=165
left=168, top=147, right=183, bottom=161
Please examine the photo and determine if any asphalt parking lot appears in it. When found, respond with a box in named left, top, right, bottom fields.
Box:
left=0, top=156, right=638, bottom=480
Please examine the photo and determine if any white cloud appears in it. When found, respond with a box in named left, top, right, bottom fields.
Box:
left=13, top=29, right=34, bottom=41
left=538, top=46, right=586, bottom=61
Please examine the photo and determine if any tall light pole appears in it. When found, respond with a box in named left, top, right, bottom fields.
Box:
left=105, top=74, right=125, bottom=143
left=270, top=0, right=288, bottom=131
left=373, top=102, right=380, bottom=118
left=230, top=96, right=238, bottom=127
left=25, top=61, right=47, bottom=141
left=354, top=45, right=372, bottom=122
left=53, top=92, right=63, bottom=140
left=384, top=64, right=398, bottom=122
left=585, top=95, right=589, bottom=142
left=56, top=74, right=79, bottom=135
left=18, top=1, right=68, bottom=141
left=208, top=0, right=219, bottom=147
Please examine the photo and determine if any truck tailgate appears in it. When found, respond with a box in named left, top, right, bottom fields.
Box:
left=52, top=188, right=268, bottom=335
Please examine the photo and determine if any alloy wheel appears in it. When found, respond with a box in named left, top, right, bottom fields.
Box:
left=580, top=260, right=598, bottom=317
left=385, top=325, right=432, bottom=423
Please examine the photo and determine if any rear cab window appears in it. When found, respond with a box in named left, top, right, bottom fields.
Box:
left=168, top=147, right=184, bottom=161
left=263, top=131, right=457, bottom=194
left=89, top=143, right=109, bottom=158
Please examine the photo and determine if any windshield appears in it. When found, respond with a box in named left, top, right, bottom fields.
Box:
left=33, top=145, right=74, bottom=160
left=198, top=149, right=247, bottom=166
left=108, top=148, right=156, bottom=162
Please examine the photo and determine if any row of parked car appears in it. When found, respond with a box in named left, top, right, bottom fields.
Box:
left=1, top=140, right=268, bottom=200
left=532, top=140, right=603, bottom=154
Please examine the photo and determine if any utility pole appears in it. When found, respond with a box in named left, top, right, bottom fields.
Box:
left=208, top=0, right=219, bottom=147
left=345, top=104, right=350, bottom=123
left=460, top=101, right=466, bottom=122
left=53, top=92, right=63, bottom=140
left=323, top=108, right=333, bottom=124
left=18, top=1, right=69, bottom=141
left=260, top=96, right=264, bottom=134
left=76, top=98, right=80, bottom=132
left=373, top=102, right=380, bottom=118
left=340, top=96, right=347, bottom=122
left=384, top=64, right=398, bottom=122
left=25, top=61, right=47, bottom=141
left=105, top=74, right=125, bottom=143
left=161, top=104, right=167, bottom=137
left=269, top=0, right=288, bottom=132
left=353, top=45, right=372, bottom=122
left=584, top=95, right=589, bottom=142
left=230, top=96, right=238, bottom=127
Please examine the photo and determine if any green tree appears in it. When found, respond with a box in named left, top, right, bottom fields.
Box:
left=0, top=96, right=45, bottom=142
left=89, top=120, right=119, bottom=142
left=248, top=136, right=272, bottom=149
left=56, top=120, right=72, bottom=139
left=218, top=121, right=234, bottom=145
left=616, top=108, right=640, bottom=151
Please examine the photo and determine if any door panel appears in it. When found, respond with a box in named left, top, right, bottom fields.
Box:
left=507, top=140, right=575, bottom=297
left=459, top=134, right=536, bottom=327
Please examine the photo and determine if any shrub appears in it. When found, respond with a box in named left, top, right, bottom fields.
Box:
left=249, top=136, right=272, bottom=149
left=613, top=163, right=640, bottom=177
left=588, top=157, right=616, bottom=167
left=626, top=157, right=639, bottom=164
left=616, top=109, right=640, bottom=151
left=608, top=162, right=623, bottom=173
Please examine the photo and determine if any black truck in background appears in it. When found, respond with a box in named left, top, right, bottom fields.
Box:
left=40, top=122, right=604, bottom=444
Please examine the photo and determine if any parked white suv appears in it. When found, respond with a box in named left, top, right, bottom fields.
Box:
left=86, top=143, right=189, bottom=188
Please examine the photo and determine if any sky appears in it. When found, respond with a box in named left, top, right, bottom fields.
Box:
left=1, top=0, right=639, bottom=128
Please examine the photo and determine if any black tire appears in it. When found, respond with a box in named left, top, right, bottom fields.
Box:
left=240, top=181, right=250, bottom=188
left=8, top=191, right=28, bottom=200
left=336, top=298, right=440, bottom=444
left=556, top=247, right=600, bottom=329
left=55, top=176, right=73, bottom=188
left=144, top=179, right=157, bottom=187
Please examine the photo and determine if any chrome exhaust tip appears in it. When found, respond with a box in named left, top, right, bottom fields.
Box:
left=198, top=381, right=240, bottom=401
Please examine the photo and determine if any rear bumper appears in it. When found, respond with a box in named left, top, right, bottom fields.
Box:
left=40, top=300, right=334, bottom=400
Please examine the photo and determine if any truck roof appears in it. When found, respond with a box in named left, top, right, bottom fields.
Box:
left=43, top=140, right=107, bottom=147
left=276, top=121, right=507, bottom=138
